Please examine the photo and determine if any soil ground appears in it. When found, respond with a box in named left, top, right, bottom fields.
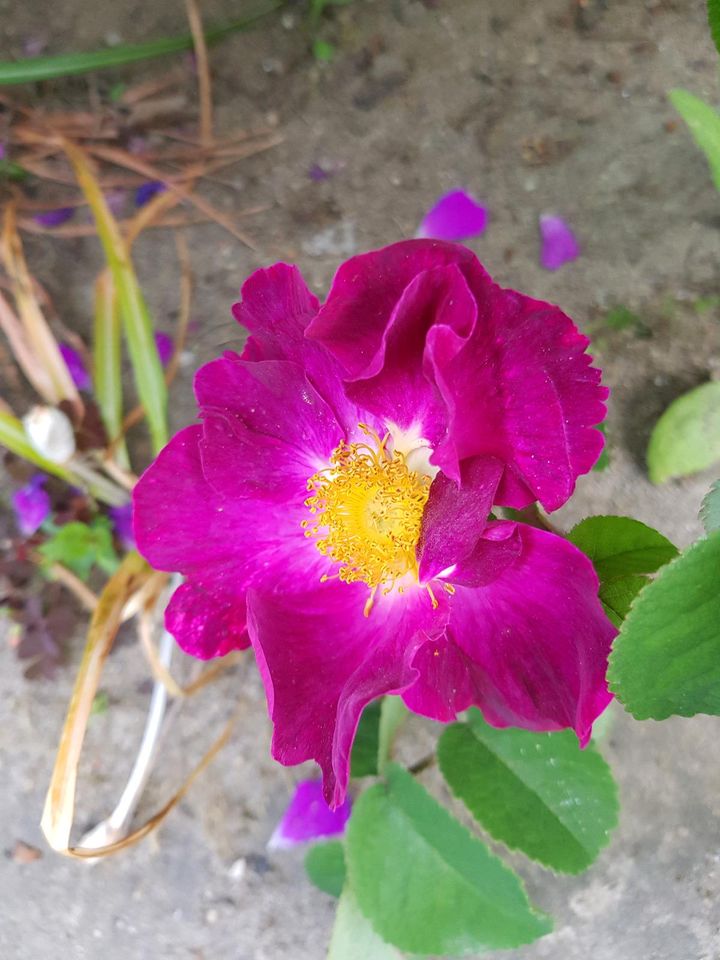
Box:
left=1, top=0, right=720, bottom=958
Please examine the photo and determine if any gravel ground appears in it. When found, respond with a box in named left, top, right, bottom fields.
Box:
left=1, top=1, right=719, bottom=957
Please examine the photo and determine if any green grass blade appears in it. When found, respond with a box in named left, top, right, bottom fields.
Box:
left=0, top=409, right=75, bottom=482
left=0, top=3, right=285, bottom=87
left=93, top=272, right=129, bottom=468
left=64, top=141, right=168, bottom=455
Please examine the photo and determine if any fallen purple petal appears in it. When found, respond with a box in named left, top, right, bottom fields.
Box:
left=309, top=163, right=332, bottom=182
left=268, top=780, right=352, bottom=850
left=539, top=214, right=581, bottom=271
left=104, top=189, right=127, bottom=217
left=135, top=181, right=166, bottom=208
left=33, top=207, right=75, bottom=228
left=417, top=189, right=488, bottom=241
left=59, top=342, right=91, bottom=391
left=23, top=35, right=48, bottom=57
left=12, top=474, right=51, bottom=536
left=154, top=332, right=173, bottom=368
left=109, top=504, right=135, bottom=550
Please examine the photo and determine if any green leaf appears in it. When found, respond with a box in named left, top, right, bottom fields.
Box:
left=700, top=479, right=720, bottom=534
left=376, top=696, right=407, bottom=775
left=351, top=701, right=381, bottom=778
left=605, top=305, right=641, bottom=331
left=346, top=764, right=551, bottom=955
left=438, top=710, right=618, bottom=875
left=0, top=159, right=29, bottom=182
left=39, top=516, right=119, bottom=580
left=568, top=516, right=678, bottom=580
left=608, top=531, right=720, bottom=719
left=305, top=841, right=346, bottom=898
left=313, top=39, right=336, bottom=62
left=708, top=0, right=720, bottom=57
left=669, top=89, right=720, bottom=192
left=327, top=888, right=402, bottom=960
left=0, top=3, right=286, bottom=87
left=647, top=380, right=720, bottom=483
left=600, top=575, right=649, bottom=628
left=592, top=422, right=609, bottom=472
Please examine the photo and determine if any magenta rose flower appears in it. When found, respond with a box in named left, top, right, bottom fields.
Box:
left=133, top=239, right=614, bottom=807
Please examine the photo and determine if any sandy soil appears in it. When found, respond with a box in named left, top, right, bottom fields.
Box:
left=1, top=1, right=720, bottom=957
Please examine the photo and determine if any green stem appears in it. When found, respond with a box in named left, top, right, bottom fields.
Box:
left=0, top=1, right=287, bottom=87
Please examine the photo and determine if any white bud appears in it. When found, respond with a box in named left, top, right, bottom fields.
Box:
left=22, top=405, right=76, bottom=464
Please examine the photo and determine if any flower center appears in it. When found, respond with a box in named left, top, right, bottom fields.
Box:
left=302, top=424, right=432, bottom=593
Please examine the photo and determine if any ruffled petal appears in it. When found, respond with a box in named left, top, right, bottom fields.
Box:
left=416, top=456, right=502, bottom=582
left=405, top=524, right=614, bottom=743
left=417, top=189, right=488, bottom=241
left=307, top=239, right=491, bottom=380
left=344, top=263, right=477, bottom=445
left=232, top=263, right=359, bottom=432
left=165, top=580, right=249, bottom=660
left=429, top=281, right=607, bottom=510
left=247, top=582, right=446, bottom=806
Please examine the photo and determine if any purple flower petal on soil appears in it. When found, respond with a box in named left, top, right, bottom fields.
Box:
left=12, top=474, right=51, bottom=536
left=268, top=780, right=351, bottom=850
left=104, top=189, right=127, bottom=217
left=417, top=189, right=488, bottom=241
left=309, top=163, right=331, bottom=182
left=59, top=342, right=91, bottom=391
left=33, top=207, right=75, bottom=228
left=109, top=504, right=135, bottom=550
left=155, top=332, right=173, bottom=367
left=539, top=214, right=580, bottom=271
left=135, top=181, right=166, bottom=208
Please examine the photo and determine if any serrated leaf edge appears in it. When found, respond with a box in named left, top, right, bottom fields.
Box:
left=437, top=722, right=618, bottom=877
left=607, top=530, right=720, bottom=718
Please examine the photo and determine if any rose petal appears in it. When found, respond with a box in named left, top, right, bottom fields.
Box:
left=135, top=181, right=166, bottom=207
left=416, top=456, right=503, bottom=582
left=154, top=331, right=173, bottom=368
left=268, top=779, right=351, bottom=849
left=247, top=581, right=446, bottom=806
left=539, top=214, right=580, bottom=271
left=59, top=342, right=91, bottom=391
left=11, top=474, right=50, bottom=536
left=165, top=580, right=249, bottom=659
left=404, top=523, right=614, bottom=744
left=417, top=189, right=488, bottom=241
left=232, top=262, right=360, bottom=433
left=33, top=208, right=75, bottom=228
left=109, top=504, right=135, bottom=550
left=428, top=279, right=607, bottom=510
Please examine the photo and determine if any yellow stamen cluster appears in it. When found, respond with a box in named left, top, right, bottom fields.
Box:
left=302, top=424, right=431, bottom=592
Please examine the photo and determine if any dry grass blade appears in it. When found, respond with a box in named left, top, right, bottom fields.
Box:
left=41, top=552, right=151, bottom=853
left=185, top=0, right=214, bottom=146
left=88, top=144, right=260, bottom=250
left=0, top=288, right=57, bottom=400
left=1, top=206, right=82, bottom=414
left=65, top=710, right=239, bottom=859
